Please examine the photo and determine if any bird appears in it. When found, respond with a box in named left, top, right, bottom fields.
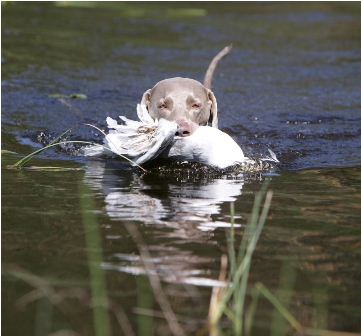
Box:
left=83, top=104, right=255, bottom=169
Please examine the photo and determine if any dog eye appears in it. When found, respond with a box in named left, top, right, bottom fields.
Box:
left=192, top=103, right=200, bottom=109
left=158, top=103, right=167, bottom=109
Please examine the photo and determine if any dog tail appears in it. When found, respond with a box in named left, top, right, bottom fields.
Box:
left=203, top=44, right=232, bottom=90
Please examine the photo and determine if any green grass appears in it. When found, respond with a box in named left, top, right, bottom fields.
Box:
left=208, top=179, right=273, bottom=335
left=8, top=123, right=147, bottom=172
left=207, top=180, right=361, bottom=336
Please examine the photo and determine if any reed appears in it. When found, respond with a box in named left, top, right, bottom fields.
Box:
left=208, top=179, right=272, bottom=335
left=208, top=180, right=361, bottom=336
left=2, top=182, right=136, bottom=336
left=79, top=181, right=112, bottom=336
left=9, top=123, right=147, bottom=172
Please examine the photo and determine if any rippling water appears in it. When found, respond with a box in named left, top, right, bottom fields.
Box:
left=2, top=2, right=361, bottom=335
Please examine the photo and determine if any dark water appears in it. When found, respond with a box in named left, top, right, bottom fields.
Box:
left=2, top=2, right=361, bottom=335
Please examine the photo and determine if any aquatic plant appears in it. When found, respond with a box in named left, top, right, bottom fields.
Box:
left=2, top=181, right=137, bottom=336
left=8, top=122, right=147, bottom=172
left=207, top=180, right=360, bottom=336
left=208, top=179, right=273, bottom=335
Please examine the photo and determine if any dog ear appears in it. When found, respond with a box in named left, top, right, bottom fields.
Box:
left=141, top=89, right=152, bottom=112
left=207, top=90, right=218, bottom=128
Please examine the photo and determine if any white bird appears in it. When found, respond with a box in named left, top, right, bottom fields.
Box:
left=161, top=126, right=247, bottom=168
left=83, top=105, right=178, bottom=165
left=83, top=104, right=252, bottom=169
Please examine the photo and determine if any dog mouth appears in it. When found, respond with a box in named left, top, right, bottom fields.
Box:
left=175, top=119, right=194, bottom=137
left=175, top=129, right=191, bottom=137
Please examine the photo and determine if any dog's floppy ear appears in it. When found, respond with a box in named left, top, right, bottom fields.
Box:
left=207, top=90, right=218, bottom=128
left=141, top=89, right=152, bottom=112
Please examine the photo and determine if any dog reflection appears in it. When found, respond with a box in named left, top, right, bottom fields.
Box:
left=84, top=160, right=245, bottom=241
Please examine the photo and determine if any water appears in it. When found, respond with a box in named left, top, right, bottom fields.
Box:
left=2, top=2, right=361, bottom=335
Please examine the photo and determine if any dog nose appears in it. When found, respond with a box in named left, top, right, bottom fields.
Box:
left=175, top=119, right=191, bottom=137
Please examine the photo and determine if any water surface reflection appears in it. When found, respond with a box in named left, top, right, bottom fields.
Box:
left=83, top=160, right=248, bottom=285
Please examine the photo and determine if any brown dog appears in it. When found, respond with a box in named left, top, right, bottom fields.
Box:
left=140, top=45, right=232, bottom=137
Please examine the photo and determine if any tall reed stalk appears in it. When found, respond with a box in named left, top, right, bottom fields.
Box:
left=208, top=179, right=273, bottom=335
left=207, top=180, right=361, bottom=336
left=79, top=181, right=111, bottom=336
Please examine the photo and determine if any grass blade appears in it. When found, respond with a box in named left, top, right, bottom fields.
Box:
left=19, top=166, right=83, bottom=171
left=79, top=181, right=111, bottom=336
left=209, top=254, right=228, bottom=326
left=255, top=282, right=302, bottom=333
left=244, top=285, right=260, bottom=336
left=11, top=140, right=147, bottom=172
left=234, top=190, right=273, bottom=334
left=13, top=123, right=84, bottom=168
left=227, top=202, right=236, bottom=278
left=209, top=185, right=273, bottom=328
left=237, top=179, right=270, bottom=264
left=270, top=262, right=297, bottom=336
left=11, top=123, right=147, bottom=172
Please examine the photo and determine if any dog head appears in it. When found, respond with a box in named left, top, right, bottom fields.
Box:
left=141, top=77, right=218, bottom=137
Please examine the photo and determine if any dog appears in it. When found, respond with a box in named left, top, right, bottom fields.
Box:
left=140, top=45, right=232, bottom=137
